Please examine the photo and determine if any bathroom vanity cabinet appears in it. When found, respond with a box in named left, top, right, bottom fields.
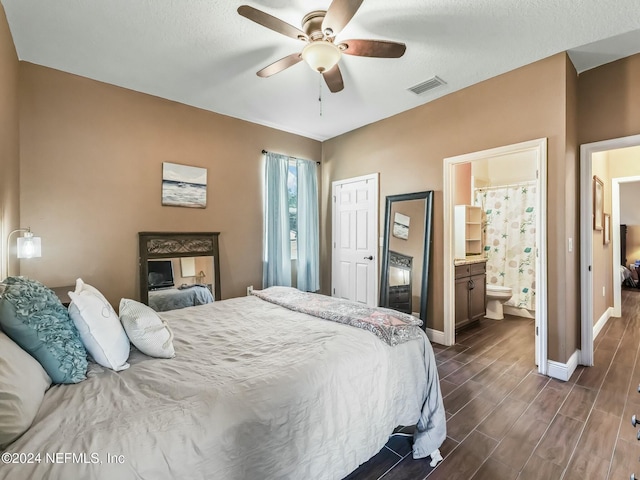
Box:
left=455, top=261, right=486, bottom=330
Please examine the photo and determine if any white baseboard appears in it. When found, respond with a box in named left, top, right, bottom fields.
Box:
left=547, top=349, right=580, bottom=382
left=426, top=328, right=446, bottom=345
left=593, top=307, right=613, bottom=340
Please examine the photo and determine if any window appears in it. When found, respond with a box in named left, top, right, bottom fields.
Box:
left=263, top=151, right=319, bottom=291
left=288, top=161, right=298, bottom=260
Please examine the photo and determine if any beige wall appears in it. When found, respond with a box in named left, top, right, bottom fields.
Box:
left=453, top=163, right=471, bottom=205
left=578, top=57, right=640, bottom=324
left=7, top=13, right=640, bottom=365
left=627, top=227, right=640, bottom=267
left=578, top=53, right=640, bottom=315
left=621, top=182, right=640, bottom=226
left=322, top=53, right=579, bottom=362
left=612, top=146, right=640, bottom=269
left=563, top=55, right=580, bottom=358
left=472, top=150, right=538, bottom=186
left=169, top=256, right=213, bottom=287
left=608, top=146, right=640, bottom=179
left=609, top=147, right=640, bottom=269
left=18, top=63, right=321, bottom=306
left=578, top=53, right=640, bottom=145
left=0, top=3, right=20, bottom=279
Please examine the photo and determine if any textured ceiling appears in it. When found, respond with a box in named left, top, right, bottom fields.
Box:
left=3, top=0, right=640, bottom=141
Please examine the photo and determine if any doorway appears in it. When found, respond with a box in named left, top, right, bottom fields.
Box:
left=612, top=175, right=640, bottom=316
left=580, top=134, right=640, bottom=366
left=443, top=138, right=548, bottom=375
left=331, top=173, right=379, bottom=306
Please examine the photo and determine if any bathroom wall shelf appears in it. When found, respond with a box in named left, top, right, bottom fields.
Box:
left=454, top=205, right=483, bottom=259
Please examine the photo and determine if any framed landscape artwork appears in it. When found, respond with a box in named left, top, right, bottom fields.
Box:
left=593, top=175, right=603, bottom=231
left=162, top=162, right=207, bottom=208
left=392, top=212, right=410, bottom=240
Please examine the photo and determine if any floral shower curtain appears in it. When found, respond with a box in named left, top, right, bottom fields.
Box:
left=474, top=182, right=536, bottom=310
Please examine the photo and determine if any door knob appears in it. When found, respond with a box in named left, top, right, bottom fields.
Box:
left=364, top=256, right=374, bottom=260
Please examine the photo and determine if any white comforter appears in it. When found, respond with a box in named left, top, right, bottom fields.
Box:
left=2, top=295, right=445, bottom=480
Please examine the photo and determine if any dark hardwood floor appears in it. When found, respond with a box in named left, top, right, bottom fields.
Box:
left=345, top=288, right=640, bottom=480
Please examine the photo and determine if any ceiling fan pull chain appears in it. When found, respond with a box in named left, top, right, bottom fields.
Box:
left=318, top=73, right=323, bottom=117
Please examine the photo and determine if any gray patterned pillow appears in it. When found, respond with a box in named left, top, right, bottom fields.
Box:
left=0, top=277, right=88, bottom=384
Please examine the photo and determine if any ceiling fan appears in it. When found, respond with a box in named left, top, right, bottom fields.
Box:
left=238, top=0, right=406, bottom=93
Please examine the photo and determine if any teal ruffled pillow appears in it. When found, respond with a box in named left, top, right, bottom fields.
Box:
left=0, top=277, right=87, bottom=384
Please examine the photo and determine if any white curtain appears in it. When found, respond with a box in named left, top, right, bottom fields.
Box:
left=263, top=152, right=291, bottom=287
left=475, top=182, right=536, bottom=310
left=296, top=159, right=320, bottom=292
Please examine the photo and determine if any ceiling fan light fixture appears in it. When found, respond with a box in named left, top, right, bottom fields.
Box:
left=301, top=41, right=342, bottom=73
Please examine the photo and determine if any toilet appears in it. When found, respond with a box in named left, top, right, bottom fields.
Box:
left=485, top=284, right=513, bottom=320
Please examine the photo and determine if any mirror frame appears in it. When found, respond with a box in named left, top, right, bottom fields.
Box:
left=138, top=231, right=221, bottom=305
left=379, top=191, right=434, bottom=325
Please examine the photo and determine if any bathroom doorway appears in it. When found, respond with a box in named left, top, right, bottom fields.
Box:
left=443, top=138, right=548, bottom=376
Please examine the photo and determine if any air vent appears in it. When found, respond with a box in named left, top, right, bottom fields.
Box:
left=408, top=76, right=446, bottom=95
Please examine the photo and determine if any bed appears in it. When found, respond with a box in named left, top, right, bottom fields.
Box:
left=621, top=264, right=638, bottom=288
left=148, top=285, right=214, bottom=311
left=0, top=286, right=445, bottom=480
left=621, top=264, right=633, bottom=285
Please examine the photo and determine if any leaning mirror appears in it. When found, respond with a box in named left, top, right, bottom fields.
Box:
left=139, top=232, right=221, bottom=312
left=380, top=191, right=434, bottom=325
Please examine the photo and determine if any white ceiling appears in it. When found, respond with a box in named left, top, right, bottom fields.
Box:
left=3, top=0, right=640, bottom=141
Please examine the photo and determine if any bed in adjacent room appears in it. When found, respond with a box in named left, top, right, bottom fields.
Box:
left=621, top=264, right=638, bottom=288
left=0, top=283, right=445, bottom=480
left=148, top=284, right=214, bottom=311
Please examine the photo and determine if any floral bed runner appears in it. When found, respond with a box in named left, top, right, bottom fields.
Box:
left=252, top=286, right=423, bottom=346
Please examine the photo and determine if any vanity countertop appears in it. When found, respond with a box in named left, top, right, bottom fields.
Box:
left=454, top=256, right=487, bottom=266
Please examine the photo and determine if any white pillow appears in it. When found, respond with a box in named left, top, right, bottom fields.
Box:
left=119, top=299, right=175, bottom=358
left=0, top=330, right=51, bottom=449
left=68, top=279, right=130, bottom=371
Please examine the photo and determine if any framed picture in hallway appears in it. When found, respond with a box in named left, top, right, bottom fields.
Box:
left=603, top=213, right=610, bottom=244
left=593, top=175, right=604, bottom=231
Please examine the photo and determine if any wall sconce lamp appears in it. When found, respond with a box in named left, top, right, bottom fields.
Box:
left=6, top=227, right=42, bottom=278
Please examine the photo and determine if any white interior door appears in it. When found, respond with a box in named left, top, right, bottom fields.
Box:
left=332, top=174, right=379, bottom=305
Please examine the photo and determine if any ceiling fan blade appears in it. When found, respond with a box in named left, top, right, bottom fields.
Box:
left=322, top=64, right=344, bottom=93
left=238, top=5, right=307, bottom=41
left=257, top=53, right=303, bottom=78
left=340, top=39, right=406, bottom=58
left=322, top=0, right=364, bottom=37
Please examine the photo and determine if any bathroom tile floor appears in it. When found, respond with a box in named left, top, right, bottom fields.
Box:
left=343, top=288, right=640, bottom=480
